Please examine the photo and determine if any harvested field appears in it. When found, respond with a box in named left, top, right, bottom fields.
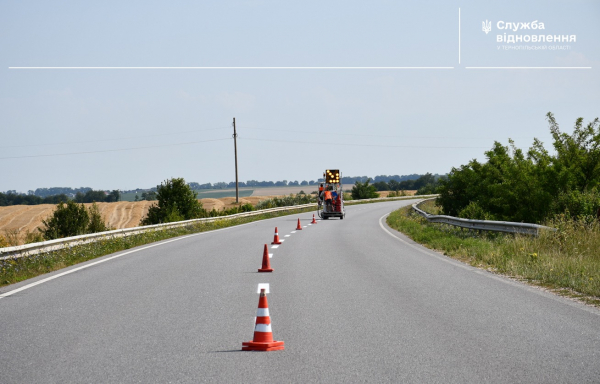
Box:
left=0, top=195, right=280, bottom=246
left=377, top=190, right=417, bottom=197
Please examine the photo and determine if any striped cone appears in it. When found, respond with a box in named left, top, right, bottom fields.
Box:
left=311, top=214, right=317, bottom=224
left=271, top=227, right=282, bottom=245
left=242, top=289, right=285, bottom=351
left=258, top=244, right=273, bottom=272
left=296, top=218, right=303, bottom=230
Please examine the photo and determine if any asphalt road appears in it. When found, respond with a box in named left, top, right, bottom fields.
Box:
left=1, top=200, right=599, bottom=383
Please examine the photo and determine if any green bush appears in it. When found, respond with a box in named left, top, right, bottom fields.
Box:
left=87, top=203, right=109, bottom=233
left=351, top=179, right=379, bottom=199
left=458, top=201, right=495, bottom=220
left=552, top=189, right=600, bottom=222
left=141, top=178, right=206, bottom=225
left=438, top=113, right=600, bottom=223
left=255, top=194, right=315, bottom=210
left=40, top=201, right=91, bottom=239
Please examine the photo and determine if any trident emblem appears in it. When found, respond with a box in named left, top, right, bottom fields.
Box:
left=482, top=20, right=492, bottom=34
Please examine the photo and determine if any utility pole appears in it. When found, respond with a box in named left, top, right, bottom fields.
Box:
left=233, top=117, right=239, bottom=203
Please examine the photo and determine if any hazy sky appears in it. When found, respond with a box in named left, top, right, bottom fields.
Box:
left=1, top=0, right=599, bottom=192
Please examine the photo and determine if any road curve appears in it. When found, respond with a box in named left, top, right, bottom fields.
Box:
left=0, top=200, right=599, bottom=383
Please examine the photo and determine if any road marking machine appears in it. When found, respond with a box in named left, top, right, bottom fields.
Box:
left=317, top=169, right=346, bottom=220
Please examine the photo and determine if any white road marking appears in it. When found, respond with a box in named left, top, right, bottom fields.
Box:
left=0, top=210, right=322, bottom=299
left=284, top=235, right=290, bottom=237
left=269, top=253, right=273, bottom=258
left=378, top=213, right=600, bottom=316
left=271, top=245, right=279, bottom=249
left=0, top=235, right=195, bottom=300
left=257, top=283, right=270, bottom=293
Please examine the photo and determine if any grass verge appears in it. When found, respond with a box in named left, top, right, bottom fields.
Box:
left=386, top=202, right=600, bottom=307
left=0, top=207, right=315, bottom=288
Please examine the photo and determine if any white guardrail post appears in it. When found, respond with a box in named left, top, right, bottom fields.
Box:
left=411, top=198, right=556, bottom=236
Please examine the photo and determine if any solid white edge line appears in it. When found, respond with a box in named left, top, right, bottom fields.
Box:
left=0, top=235, right=193, bottom=299
left=1, top=209, right=318, bottom=299
left=378, top=212, right=600, bottom=316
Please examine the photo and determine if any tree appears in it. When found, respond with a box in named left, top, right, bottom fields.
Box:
left=105, top=190, right=120, bottom=202
left=437, top=113, right=600, bottom=223
left=373, top=181, right=389, bottom=191
left=141, top=178, right=205, bottom=225
left=40, top=201, right=90, bottom=239
left=351, top=179, right=379, bottom=199
left=87, top=203, right=109, bottom=233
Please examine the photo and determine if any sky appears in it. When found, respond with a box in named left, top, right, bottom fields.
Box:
left=1, top=0, right=599, bottom=193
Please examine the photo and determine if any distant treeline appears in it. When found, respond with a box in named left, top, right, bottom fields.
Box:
left=0, top=190, right=121, bottom=206
left=1, top=187, right=93, bottom=198
left=371, top=173, right=441, bottom=194
left=3, top=174, right=439, bottom=206
left=186, top=174, right=430, bottom=190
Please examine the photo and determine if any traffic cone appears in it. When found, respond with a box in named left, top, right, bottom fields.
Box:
left=242, top=289, right=285, bottom=351
left=311, top=214, right=317, bottom=224
left=271, top=227, right=282, bottom=244
left=258, top=244, right=273, bottom=272
left=296, top=218, right=303, bottom=230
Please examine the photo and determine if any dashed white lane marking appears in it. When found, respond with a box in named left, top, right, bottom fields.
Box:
left=257, top=283, right=270, bottom=293
left=303, top=226, right=308, bottom=228
left=271, top=245, right=279, bottom=249
left=269, top=253, right=273, bottom=258
left=0, top=210, right=323, bottom=300
left=284, top=235, right=291, bottom=237
left=279, top=239, right=285, bottom=242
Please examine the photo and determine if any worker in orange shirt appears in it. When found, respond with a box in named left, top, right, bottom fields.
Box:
left=318, top=183, right=324, bottom=201
left=323, top=189, right=333, bottom=211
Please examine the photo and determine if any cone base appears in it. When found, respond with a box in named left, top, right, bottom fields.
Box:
left=296, top=227, right=303, bottom=230
left=271, top=241, right=282, bottom=245
left=242, top=340, right=285, bottom=351
left=258, top=268, right=274, bottom=272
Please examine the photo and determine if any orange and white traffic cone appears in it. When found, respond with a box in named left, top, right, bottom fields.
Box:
left=311, top=214, right=317, bottom=224
left=242, top=288, right=285, bottom=351
left=258, top=244, right=273, bottom=272
left=271, top=227, right=282, bottom=245
left=296, top=218, right=303, bottom=230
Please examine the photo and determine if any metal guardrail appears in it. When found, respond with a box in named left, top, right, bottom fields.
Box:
left=412, top=198, right=556, bottom=236
left=0, top=194, right=435, bottom=259
left=344, top=194, right=438, bottom=205
left=0, top=203, right=317, bottom=259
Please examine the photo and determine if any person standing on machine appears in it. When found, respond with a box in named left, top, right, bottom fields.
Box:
left=324, top=188, right=333, bottom=212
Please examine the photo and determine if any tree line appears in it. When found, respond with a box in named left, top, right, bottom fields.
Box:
left=0, top=190, right=120, bottom=207
left=437, top=113, right=600, bottom=223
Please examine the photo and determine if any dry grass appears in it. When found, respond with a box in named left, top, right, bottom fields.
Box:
left=387, top=205, right=600, bottom=306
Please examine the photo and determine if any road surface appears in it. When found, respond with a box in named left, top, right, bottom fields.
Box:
left=1, top=200, right=599, bottom=383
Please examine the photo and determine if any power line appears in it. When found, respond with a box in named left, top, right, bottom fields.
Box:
left=0, top=138, right=231, bottom=160
left=240, top=137, right=489, bottom=149
left=0, top=127, right=228, bottom=149
left=243, top=127, right=543, bottom=141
